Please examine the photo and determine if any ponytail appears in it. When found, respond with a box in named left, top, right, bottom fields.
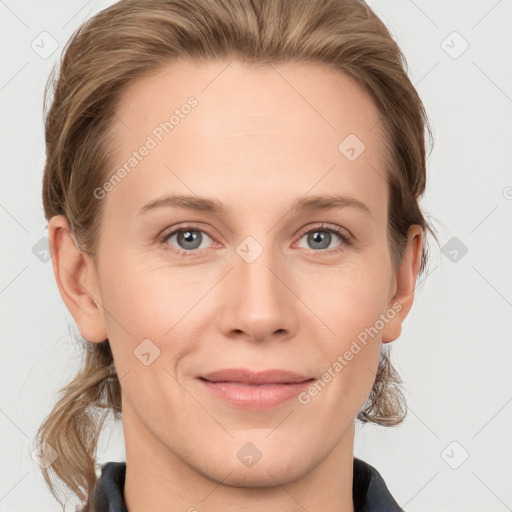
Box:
left=34, top=339, right=121, bottom=510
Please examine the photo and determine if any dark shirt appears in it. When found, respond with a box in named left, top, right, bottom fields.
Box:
left=90, top=457, right=403, bottom=511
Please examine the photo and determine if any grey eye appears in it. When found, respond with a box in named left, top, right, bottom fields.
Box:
left=165, top=229, right=212, bottom=251
left=305, top=230, right=333, bottom=250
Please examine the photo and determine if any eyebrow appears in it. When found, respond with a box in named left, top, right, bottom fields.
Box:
left=137, top=193, right=372, bottom=217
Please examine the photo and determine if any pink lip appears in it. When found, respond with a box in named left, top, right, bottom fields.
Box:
left=198, top=369, right=315, bottom=409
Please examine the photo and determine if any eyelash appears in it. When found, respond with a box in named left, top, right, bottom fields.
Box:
left=158, top=222, right=353, bottom=258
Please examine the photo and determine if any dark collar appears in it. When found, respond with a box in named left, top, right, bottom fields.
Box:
left=352, top=457, right=404, bottom=511
left=90, top=457, right=403, bottom=512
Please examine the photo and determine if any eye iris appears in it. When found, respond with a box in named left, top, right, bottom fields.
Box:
left=178, top=229, right=202, bottom=250
left=308, top=230, right=331, bottom=250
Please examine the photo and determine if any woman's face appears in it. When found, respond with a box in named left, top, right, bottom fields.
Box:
left=57, top=60, right=421, bottom=486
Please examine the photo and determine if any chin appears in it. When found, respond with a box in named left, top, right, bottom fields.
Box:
left=190, top=443, right=314, bottom=488
left=207, top=459, right=309, bottom=488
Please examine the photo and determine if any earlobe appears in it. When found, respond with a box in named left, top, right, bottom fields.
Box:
left=48, top=215, right=107, bottom=343
left=382, top=225, right=423, bottom=343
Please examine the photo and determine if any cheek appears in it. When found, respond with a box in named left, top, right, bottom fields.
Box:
left=304, top=263, right=390, bottom=397
left=99, top=253, right=190, bottom=333
left=305, top=260, right=391, bottom=341
left=98, top=257, right=207, bottom=372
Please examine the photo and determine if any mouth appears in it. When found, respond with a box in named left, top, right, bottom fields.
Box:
left=197, top=368, right=316, bottom=409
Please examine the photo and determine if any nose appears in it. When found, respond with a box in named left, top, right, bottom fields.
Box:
left=216, top=243, right=299, bottom=343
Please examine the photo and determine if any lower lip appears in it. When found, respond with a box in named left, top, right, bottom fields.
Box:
left=198, top=378, right=315, bottom=409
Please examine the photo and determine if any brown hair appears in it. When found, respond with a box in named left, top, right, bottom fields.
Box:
left=37, top=0, right=434, bottom=509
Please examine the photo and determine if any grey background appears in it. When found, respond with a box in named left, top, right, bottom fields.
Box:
left=1, top=0, right=511, bottom=510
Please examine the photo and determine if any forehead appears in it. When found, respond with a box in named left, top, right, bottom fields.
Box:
left=104, top=59, right=388, bottom=221
left=114, top=59, right=381, bottom=139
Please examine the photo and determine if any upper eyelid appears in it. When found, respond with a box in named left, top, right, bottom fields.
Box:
left=297, top=222, right=352, bottom=239
left=160, top=223, right=214, bottom=241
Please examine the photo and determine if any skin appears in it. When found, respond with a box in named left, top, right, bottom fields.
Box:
left=48, top=60, right=422, bottom=512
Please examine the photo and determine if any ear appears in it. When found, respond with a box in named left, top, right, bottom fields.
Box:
left=381, top=225, right=423, bottom=343
left=47, top=215, right=107, bottom=343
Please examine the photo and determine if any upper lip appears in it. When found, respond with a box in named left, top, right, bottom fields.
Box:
left=200, top=368, right=314, bottom=385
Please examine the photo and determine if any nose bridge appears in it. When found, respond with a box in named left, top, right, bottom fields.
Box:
left=220, top=232, right=296, bottom=341
left=236, top=234, right=284, bottom=310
